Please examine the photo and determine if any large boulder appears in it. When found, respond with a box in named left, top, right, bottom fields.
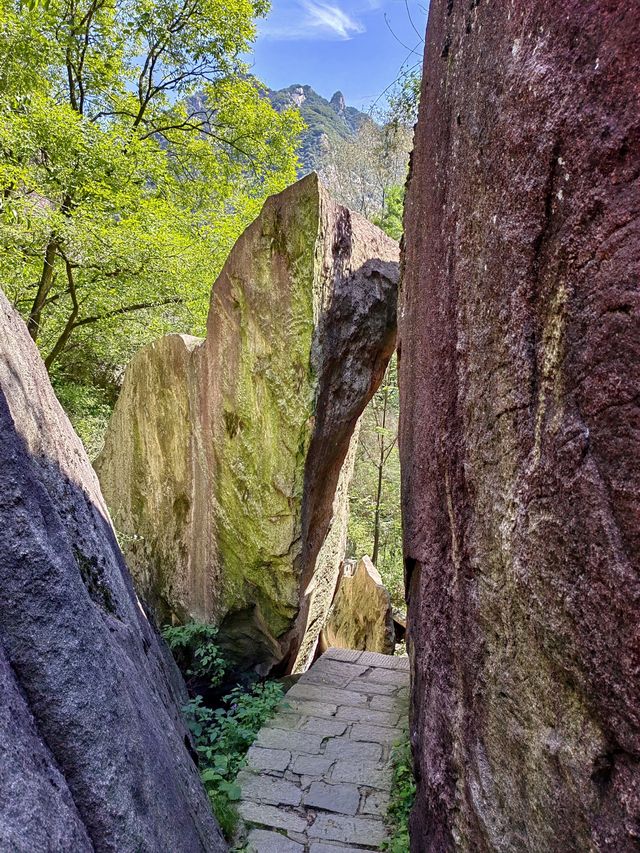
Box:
left=322, top=557, right=395, bottom=655
left=97, top=174, right=399, bottom=673
left=0, top=291, right=225, bottom=851
left=400, top=2, right=640, bottom=851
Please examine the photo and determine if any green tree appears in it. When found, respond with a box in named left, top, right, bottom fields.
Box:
left=0, top=0, right=302, bottom=388
left=348, top=356, right=403, bottom=607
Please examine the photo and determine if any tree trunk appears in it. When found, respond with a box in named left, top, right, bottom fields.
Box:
left=371, top=384, right=389, bottom=566
left=27, top=240, right=58, bottom=341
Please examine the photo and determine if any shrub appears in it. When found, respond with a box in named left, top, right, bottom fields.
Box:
left=183, top=682, right=285, bottom=838
left=383, top=737, right=416, bottom=852
left=161, top=622, right=226, bottom=690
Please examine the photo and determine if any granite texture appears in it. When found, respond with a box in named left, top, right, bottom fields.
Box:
left=399, top=1, right=640, bottom=850
left=0, top=290, right=225, bottom=851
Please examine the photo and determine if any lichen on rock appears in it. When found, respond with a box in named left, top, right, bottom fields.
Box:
left=321, top=557, right=395, bottom=656
left=97, top=173, right=399, bottom=672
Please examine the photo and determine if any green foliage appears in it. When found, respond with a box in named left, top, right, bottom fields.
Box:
left=162, top=622, right=226, bottom=690
left=348, top=356, right=404, bottom=608
left=373, top=185, right=405, bottom=241
left=183, top=682, right=284, bottom=838
left=0, top=0, right=302, bottom=432
left=52, top=379, right=112, bottom=460
left=383, top=737, right=416, bottom=852
left=387, top=67, right=422, bottom=126
left=162, top=620, right=284, bottom=837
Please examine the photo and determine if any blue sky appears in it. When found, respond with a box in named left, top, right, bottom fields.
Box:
left=250, top=0, right=429, bottom=111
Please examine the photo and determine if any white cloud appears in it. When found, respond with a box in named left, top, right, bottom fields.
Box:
left=303, top=1, right=365, bottom=38
left=261, top=1, right=367, bottom=41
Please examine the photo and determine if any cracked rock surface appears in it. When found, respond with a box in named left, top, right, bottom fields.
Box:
left=97, top=174, right=399, bottom=673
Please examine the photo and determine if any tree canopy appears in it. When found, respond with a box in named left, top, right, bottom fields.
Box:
left=0, top=0, right=302, bottom=391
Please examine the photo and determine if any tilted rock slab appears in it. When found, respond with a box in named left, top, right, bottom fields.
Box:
left=400, top=2, right=640, bottom=851
left=0, top=291, right=225, bottom=851
left=97, top=174, right=399, bottom=672
left=322, top=557, right=395, bottom=655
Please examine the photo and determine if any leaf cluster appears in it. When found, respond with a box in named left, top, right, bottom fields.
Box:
left=162, top=622, right=226, bottom=689
left=0, top=0, right=303, bottom=416
left=183, top=681, right=285, bottom=837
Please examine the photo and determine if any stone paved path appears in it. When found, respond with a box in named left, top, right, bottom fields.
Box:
left=235, top=648, right=410, bottom=853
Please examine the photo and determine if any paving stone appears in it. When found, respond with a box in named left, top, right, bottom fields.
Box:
left=298, top=716, right=348, bottom=737
left=238, top=801, right=307, bottom=833
left=360, top=788, right=390, bottom=816
left=246, top=828, right=304, bottom=852
left=369, top=694, right=399, bottom=712
left=335, top=705, right=399, bottom=726
left=267, top=712, right=301, bottom=731
left=330, top=759, right=391, bottom=789
left=358, top=651, right=409, bottom=670
left=307, top=813, right=387, bottom=847
left=309, top=844, right=380, bottom=853
left=304, top=781, right=360, bottom=816
left=236, top=650, right=408, bottom=849
left=350, top=723, right=400, bottom=745
left=321, top=648, right=364, bottom=663
left=357, top=668, right=409, bottom=687
left=289, top=754, right=335, bottom=776
left=301, top=660, right=368, bottom=688
left=237, top=770, right=302, bottom=806
left=284, top=699, right=339, bottom=718
left=323, top=736, right=382, bottom=762
left=348, top=679, right=399, bottom=696
left=286, top=683, right=368, bottom=708
left=256, top=728, right=323, bottom=754
left=246, top=746, right=291, bottom=773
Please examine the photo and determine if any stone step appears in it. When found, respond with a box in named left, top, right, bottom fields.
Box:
left=236, top=648, right=410, bottom=852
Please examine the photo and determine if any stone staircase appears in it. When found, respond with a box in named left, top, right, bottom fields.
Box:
left=235, top=648, right=410, bottom=852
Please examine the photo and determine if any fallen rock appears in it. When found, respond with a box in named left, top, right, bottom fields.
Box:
left=322, top=557, right=395, bottom=655
left=400, top=2, right=640, bottom=851
left=0, top=290, right=225, bottom=851
left=97, top=174, right=399, bottom=672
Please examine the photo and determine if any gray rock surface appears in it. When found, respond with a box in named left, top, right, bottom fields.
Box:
left=236, top=648, right=409, bottom=851
left=0, top=289, right=225, bottom=851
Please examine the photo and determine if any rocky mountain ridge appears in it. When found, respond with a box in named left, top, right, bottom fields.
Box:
left=266, top=84, right=370, bottom=173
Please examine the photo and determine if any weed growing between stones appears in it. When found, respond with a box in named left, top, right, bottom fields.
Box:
left=163, top=622, right=284, bottom=838
left=383, top=737, right=416, bottom=852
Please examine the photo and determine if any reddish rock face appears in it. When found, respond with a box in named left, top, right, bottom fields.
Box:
left=400, top=2, right=640, bottom=851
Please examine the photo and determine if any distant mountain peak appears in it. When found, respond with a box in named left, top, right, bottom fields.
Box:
left=330, top=91, right=346, bottom=115
left=267, top=84, right=370, bottom=175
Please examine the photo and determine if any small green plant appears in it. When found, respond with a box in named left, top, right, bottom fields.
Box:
left=183, top=681, right=285, bottom=838
left=161, top=622, right=226, bottom=690
left=383, top=737, right=416, bottom=852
